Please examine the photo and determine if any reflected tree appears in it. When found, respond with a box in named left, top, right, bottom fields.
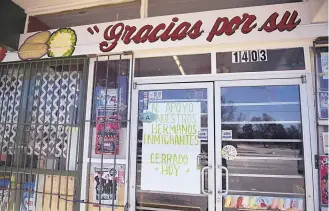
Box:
left=237, top=113, right=302, bottom=140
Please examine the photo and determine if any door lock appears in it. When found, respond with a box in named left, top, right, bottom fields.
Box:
left=197, top=153, right=208, bottom=167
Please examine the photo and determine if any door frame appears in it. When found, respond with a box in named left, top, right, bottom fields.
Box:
left=129, top=70, right=317, bottom=211
left=129, top=82, right=216, bottom=211
left=214, top=78, right=315, bottom=211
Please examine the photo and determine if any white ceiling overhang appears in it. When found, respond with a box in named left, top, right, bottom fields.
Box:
left=12, top=0, right=137, bottom=16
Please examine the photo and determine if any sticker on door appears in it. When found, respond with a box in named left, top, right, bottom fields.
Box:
left=222, top=130, right=233, bottom=140
left=222, top=145, right=237, bottom=160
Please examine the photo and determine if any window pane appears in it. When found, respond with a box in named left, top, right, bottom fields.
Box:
left=222, top=104, right=301, bottom=122
left=228, top=177, right=305, bottom=194
left=221, top=86, right=300, bottom=104
left=222, top=142, right=304, bottom=175
left=222, top=123, right=302, bottom=139
left=135, top=54, right=211, bottom=77
left=217, top=48, right=305, bottom=73
left=136, top=88, right=210, bottom=210
left=221, top=85, right=302, bottom=139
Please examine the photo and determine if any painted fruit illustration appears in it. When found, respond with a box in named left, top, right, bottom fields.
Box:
left=47, top=28, right=77, bottom=57
left=0, top=47, right=7, bottom=62
left=25, top=31, right=51, bottom=44
left=18, top=31, right=50, bottom=60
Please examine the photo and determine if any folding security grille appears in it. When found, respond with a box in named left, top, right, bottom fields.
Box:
left=0, top=57, right=88, bottom=211
left=82, top=53, right=133, bottom=211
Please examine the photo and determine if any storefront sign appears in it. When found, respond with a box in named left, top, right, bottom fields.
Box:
left=2, top=3, right=314, bottom=62
left=320, top=155, right=328, bottom=206
left=97, top=11, right=300, bottom=52
left=319, top=91, right=328, bottom=119
left=141, top=102, right=201, bottom=194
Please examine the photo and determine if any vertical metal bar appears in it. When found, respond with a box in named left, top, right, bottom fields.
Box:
left=39, top=59, right=57, bottom=210
left=56, top=59, right=73, bottom=209
left=74, top=58, right=88, bottom=211
left=86, top=56, right=99, bottom=211
left=0, top=63, right=9, bottom=206
left=125, top=53, right=134, bottom=208
left=32, top=60, right=52, bottom=211
left=48, top=59, right=65, bottom=209
left=99, top=56, right=110, bottom=211
left=65, top=58, right=80, bottom=211
left=0, top=63, right=17, bottom=210
left=111, top=55, right=121, bottom=210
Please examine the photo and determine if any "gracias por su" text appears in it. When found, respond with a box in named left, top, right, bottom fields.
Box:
left=98, top=11, right=300, bottom=52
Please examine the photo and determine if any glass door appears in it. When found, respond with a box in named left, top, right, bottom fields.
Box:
left=130, top=82, right=215, bottom=211
left=215, top=79, right=314, bottom=211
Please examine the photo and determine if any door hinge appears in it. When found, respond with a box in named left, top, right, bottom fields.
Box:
left=301, top=75, right=307, bottom=84
left=133, top=82, right=137, bottom=89
left=315, top=155, right=319, bottom=169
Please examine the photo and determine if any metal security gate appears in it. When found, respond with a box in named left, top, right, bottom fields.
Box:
left=0, top=57, right=88, bottom=211
left=80, top=53, right=133, bottom=211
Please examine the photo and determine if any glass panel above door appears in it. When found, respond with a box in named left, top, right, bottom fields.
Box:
left=216, top=48, right=305, bottom=73
left=135, top=54, right=211, bottom=77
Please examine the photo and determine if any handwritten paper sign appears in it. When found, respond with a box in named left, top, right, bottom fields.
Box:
left=141, top=102, right=201, bottom=194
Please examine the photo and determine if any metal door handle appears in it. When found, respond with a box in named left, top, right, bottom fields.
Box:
left=218, top=166, right=229, bottom=196
left=201, top=166, right=212, bottom=195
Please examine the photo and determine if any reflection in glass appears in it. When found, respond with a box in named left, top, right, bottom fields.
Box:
left=222, top=123, right=302, bottom=139
left=222, top=142, right=304, bottom=175
left=221, top=85, right=302, bottom=139
left=217, top=48, right=305, bottom=73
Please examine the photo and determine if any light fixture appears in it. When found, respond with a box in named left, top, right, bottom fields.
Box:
left=173, top=55, right=186, bottom=75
